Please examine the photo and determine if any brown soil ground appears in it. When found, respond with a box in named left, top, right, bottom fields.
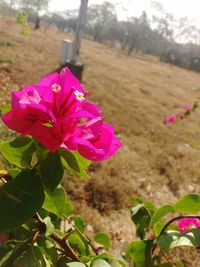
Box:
left=1, top=16, right=200, bottom=266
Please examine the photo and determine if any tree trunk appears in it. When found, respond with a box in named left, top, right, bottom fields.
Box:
left=35, top=15, right=40, bottom=30
left=128, top=41, right=136, bottom=55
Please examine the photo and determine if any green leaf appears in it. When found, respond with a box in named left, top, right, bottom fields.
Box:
left=15, top=245, right=51, bottom=267
left=39, top=150, right=64, bottom=192
left=110, top=260, right=121, bottom=267
left=175, top=194, right=200, bottom=214
left=0, top=240, right=17, bottom=266
left=126, top=240, right=154, bottom=267
left=0, top=170, right=44, bottom=232
left=94, top=232, right=112, bottom=248
left=67, top=263, right=86, bottom=267
left=73, top=151, right=91, bottom=168
left=149, top=204, right=174, bottom=227
left=1, top=240, right=29, bottom=267
left=159, top=264, right=174, bottom=267
left=154, top=221, right=178, bottom=237
left=43, top=185, right=73, bottom=218
left=131, top=204, right=151, bottom=239
left=143, top=200, right=156, bottom=216
left=92, top=259, right=111, bottom=267
left=7, top=168, right=21, bottom=178
left=0, top=104, right=11, bottom=115
left=156, top=228, right=200, bottom=251
left=153, top=220, right=166, bottom=236
left=131, top=198, right=156, bottom=216
left=43, top=216, right=55, bottom=235
left=71, top=215, right=86, bottom=233
left=68, top=232, right=88, bottom=256
left=37, top=237, right=58, bottom=265
left=91, top=252, right=111, bottom=263
left=0, top=137, right=35, bottom=168
left=61, top=149, right=89, bottom=179
left=176, top=260, right=185, bottom=267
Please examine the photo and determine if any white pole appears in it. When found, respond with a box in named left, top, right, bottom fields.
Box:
left=71, top=0, right=89, bottom=63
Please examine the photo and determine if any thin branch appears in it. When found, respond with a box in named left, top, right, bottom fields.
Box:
left=50, top=232, right=81, bottom=262
left=64, top=216, right=98, bottom=255
left=34, top=213, right=81, bottom=261
left=157, top=215, right=200, bottom=239
left=152, top=215, right=200, bottom=254
left=63, top=229, right=76, bottom=241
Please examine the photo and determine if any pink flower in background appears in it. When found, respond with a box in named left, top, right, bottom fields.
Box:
left=162, top=103, right=194, bottom=125
left=0, top=233, right=9, bottom=245
left=2, top=68, right=121, bottom=161
left=176, top=218, right=200, bottom=233
left=162, top=115, right=176, bottom=125
left=181, top=104, right=192, bottom=111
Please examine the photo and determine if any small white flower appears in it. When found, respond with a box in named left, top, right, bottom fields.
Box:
left=51, top=83, right=61, bottom=93
left=74, top=90, right=85, bottom=101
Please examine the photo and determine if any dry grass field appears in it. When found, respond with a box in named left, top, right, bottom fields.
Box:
left=1, top=16, right=200, bottom=265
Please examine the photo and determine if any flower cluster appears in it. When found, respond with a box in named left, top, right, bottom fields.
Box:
left=162, top=103, right=193, bottom=125
left=2, top=68, right=121, bottom=161
left=176, top=218, right=200, bottom=233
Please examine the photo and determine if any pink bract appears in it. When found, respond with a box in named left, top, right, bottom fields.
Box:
left=162, top=115, right=176, bottom=125
left=2, top=68, right=121, bottom=161
left=0, top=233, right=9, bottom=245
left=181, top=104, right=192, bottom=111
left=176, top=218, right=200, bottom=233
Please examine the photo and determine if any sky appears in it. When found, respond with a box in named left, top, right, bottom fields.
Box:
left=49, top=0, right=200, bottom=24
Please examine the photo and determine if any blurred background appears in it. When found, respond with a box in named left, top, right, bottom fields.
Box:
left=1, top=0, right=200, bottom=264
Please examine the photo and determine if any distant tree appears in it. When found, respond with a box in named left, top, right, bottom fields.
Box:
left=127, top=11, right=152, bottom=54
left=86, top=1, right=117, bottom=42
left=19, top=0, right=50, bottom=29
left=151, top=1, right=175, bottom=54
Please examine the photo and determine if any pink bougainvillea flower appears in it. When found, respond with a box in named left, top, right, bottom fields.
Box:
left=176, top=218, right=200, bottom=233
left=0, top=233, right=9, bottom=245
left=2, top=68, right=121, bottom=161
left=162, top=115, right=176, bottom=125
left=181, top=104, right=192, bottom=111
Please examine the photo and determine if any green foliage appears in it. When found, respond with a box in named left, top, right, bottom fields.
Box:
left=0, top=104, right=11, bottom=116
left=71, top=216, right=86, bottom=233
left=175, top=194, right=200, bottom=214
left=131, top=204, right=151, bottom=239
left=1, top=118, right=200, bottom=266
left=126, top=240, right=154, bottom=267
left=156, top=228, right=200, bottom=251
left=17, top=12, right=31, bottom=35
left=15, top=245, right=51, bottom=266
left=92, top=259, right=111, bottom=267
left=39, top=150, right=64, bottom=192
left=68, top=232, right=89, bottom=256
left=149, top=204, right=175, bottom=227
left=43, top=185, right=73, bottom=218
left=0, top=54, right=14, bottom=63
left=61, top=149, right=89, bottom=179
left=0, top=170, right=44, bottom=233
left=67, top=263, right=86, bottom=267
left=0, top=137, right=35, bottom=168
left=94, top=232, right=112, bottom=248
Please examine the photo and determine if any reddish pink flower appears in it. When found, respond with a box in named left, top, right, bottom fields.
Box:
left=162, top=115, right=176, bottom=125
left=0, top=233, right=9, bottom=245
left=181, top=104, right=192, bottom=111
left=2, top=68, right=121, bottom=161
left=176, top=218, right=200, bottom=233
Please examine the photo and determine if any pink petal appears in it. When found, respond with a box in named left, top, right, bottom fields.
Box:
left=38, top=72, right=60, bottom=87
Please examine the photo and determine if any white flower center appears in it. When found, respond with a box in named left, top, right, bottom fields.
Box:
left=74, top=90, right=85, bottom=101
left=51, top=83, right=61, bottom=93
